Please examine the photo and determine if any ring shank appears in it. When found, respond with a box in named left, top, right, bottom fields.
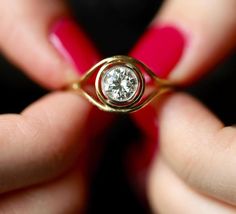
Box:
left=67, top=55, right=173, bottom=113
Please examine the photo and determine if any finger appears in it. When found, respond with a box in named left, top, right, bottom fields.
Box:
left=0, top=0, right=100, bottom=89
left=0, top=92, right=90, bottom=193
left=148, top=159, right=236, bottom=214
left=0, top=169, right=85, bottom=213
left=130, top=0, right=236, bottom=84
left=158, top=93, right=236, bottom=205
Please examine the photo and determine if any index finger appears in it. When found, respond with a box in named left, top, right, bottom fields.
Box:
left=0, top=0, right=100, bottom=89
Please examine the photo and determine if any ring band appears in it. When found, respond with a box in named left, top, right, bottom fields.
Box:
left=68, top=55, right=173, bottom=113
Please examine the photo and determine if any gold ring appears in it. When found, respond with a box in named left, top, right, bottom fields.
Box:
left=68, top=55, right=173, bottom=113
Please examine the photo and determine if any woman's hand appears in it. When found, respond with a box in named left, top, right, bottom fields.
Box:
left=136, top=0, right=236, bottom=213
left=0, top=0, right=103, bottom=212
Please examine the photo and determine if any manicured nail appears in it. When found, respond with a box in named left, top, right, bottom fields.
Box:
left=130, top=25, right=186, bottom=78
left=50, top=18, right=101, bottom=75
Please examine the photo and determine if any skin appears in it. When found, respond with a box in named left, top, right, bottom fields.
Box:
left=0, top=0, right=235, bottom=213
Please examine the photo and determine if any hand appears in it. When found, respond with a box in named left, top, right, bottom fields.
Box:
left=0, top=0, right=108, bottom=212
left=129, top=0, right=236, bottom=213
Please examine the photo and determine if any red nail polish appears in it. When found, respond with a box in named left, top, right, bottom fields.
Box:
left=130, top=25, right=186, bottom=78
left=50, top=18, right=101, bottom=75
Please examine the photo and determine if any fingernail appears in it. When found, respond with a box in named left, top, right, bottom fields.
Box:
left=130, top=25, right=186, bottom=78
left=50, top=18, right=101, bottom=75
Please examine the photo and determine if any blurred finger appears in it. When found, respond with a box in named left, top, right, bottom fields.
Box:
left=0, top=92, right=90, bottom=193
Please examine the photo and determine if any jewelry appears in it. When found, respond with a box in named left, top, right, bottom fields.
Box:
left=68, top=55, right=173, bottom=113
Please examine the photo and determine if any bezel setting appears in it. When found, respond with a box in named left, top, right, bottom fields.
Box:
left=95, top=62, right=145, bottom=109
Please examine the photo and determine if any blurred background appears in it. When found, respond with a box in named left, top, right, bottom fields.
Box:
left=0, top=0, right=235, bottom=213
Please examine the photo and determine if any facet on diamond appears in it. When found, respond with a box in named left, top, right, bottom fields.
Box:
left=101, top=65, right=139, bottom=102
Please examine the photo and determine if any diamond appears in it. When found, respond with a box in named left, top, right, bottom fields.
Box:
left=101, top=65, right=139, bottom=102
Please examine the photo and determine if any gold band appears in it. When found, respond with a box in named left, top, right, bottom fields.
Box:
left=68, top=55, right=173, bottom=113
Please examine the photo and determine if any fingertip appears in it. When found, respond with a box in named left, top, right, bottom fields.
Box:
left=0, top=1, right=101, bottom=89
left=131, top=0, right=236, bottom=85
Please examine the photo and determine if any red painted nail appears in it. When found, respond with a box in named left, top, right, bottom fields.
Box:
left=50, top=18, right=101, bottom=75
left=130, top=25, right=186, bottom=78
